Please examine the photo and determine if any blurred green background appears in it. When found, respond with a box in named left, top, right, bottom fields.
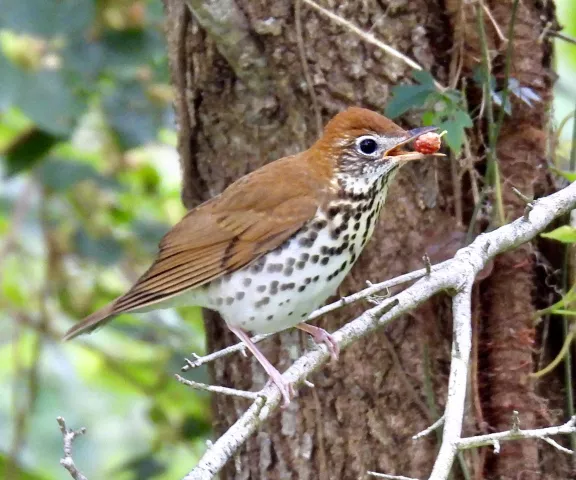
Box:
left=0, top=1, right=211, bottom=479
left=0, top=1, right=575, bottom=479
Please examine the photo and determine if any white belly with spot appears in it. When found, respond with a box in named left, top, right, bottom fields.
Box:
left=172, top=198, right=384, bottom=334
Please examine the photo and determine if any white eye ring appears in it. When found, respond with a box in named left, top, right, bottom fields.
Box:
left=355, top=135, right=381, bottom=158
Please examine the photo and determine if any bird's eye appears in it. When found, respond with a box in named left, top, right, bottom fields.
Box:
left=356, top=136, right=379, bottom=157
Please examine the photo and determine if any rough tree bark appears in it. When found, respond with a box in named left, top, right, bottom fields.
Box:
left=163, top=0, right=562, bottom=478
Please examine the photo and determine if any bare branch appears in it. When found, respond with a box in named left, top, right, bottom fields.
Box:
left=413, top=415, right=445, bottom=440
left=57, top=417, right=88, bottom=480
left=541, top=436, right=574, bottom=455
left=182, top=334, right=265, bottom=370
left=175, top=374, right=260, bottom=400
left=428, top=283, right=473, bottom=480
left=367, top=472, right=420, bottom=480
left=548, top=30, right=576, bottom=46
left=457, top=416, right=576, bottom=453
left=181, top=182, right=576, bottom=480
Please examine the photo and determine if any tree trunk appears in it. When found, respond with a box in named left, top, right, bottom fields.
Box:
left=163, top=0, right=563, bottom=478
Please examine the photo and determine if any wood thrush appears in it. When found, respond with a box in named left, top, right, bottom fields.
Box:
left=64, top=107, right=440, bottom=406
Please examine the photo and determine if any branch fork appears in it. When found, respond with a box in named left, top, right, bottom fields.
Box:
left=179, top=183, right=576, bottom=479
left=57, top=417, right=88, bottom=480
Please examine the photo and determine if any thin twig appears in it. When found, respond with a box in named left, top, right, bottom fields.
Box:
left=382, top=333, right=433, bottom=422
left=301, top=0, right=444, bottom=90
left=511, top=409, right=520, bottom=432
left=57, top=417, right=88, bottom=480
left=493, top=0, right=520, bottom=142
left=183, top=337, right=255, bottom=370
left=175, top=374, right=260, bottom=400
left=309, top=265, right=438, bottom=320
left=511, top=186, right=535, bottom=220
left=476, top=3, right=505, bottom=226
left=482, top=3, right=507, bottom=43
left=367, top=472, right=420, bottom=480
left=413, top=415, right=446, bottom=440
left=511, top=186, right=533, bottom=205
left=295, top=0, right=323, bottom=138
left=541, top=436, right=573, bottom=455
left=549, top=30, right=576, bottom=46
left=423, top=253, right=432, bottom=275
left=451, top=153, right=463, bottom=227
left=457, top=416, right=576, bottom=453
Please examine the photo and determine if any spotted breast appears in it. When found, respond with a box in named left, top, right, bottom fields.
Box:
left=178, top=172, right=393, bottom=334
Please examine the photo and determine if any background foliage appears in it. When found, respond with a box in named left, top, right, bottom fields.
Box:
left=0, top=1, right=575, bottom=479
left=0, top=1, right=210, bottom=479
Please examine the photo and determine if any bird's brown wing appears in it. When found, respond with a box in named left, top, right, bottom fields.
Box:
left=112, top=195, right=318, bottom=312
left=63, top=154, right=330, bottom=340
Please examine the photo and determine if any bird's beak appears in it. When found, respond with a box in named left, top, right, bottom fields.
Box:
left=384, top=126, right=444, bottom=162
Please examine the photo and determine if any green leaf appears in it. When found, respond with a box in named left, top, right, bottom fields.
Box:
left=104, top=81, right=171, bottom=150
left=181, top=413, right=213, bottom=440
left=3, top=129, right=59, bottom=175
left=73, top=228, right=123, bottom=265
left=62, top=38, right=105, bottom=85
left=0, top=0, right=94, bottom=37
left=411, top=69, right=436, bottom=87
left=421, top=110, right=436, bottom=126
left=101, top=29, right=166, bottom=73
left=541, top=226, right=576, bottom=244
left=472, top=65, right=496, bottom=91
left=0, top=107, right=33, bottom=151
left=440, top=122, right=463, bottom=153
left=550, top=167, right=576, bottom=182
left=116, top=455, right=166, bottom=480
left=36, top=158, right=120, bottom=191
left=441, top=89, right=463, bottom=105
left=0, top=55, right=84, bottom=135
left=436, top=109, right=472, bottom=154
left=36, top=158, right=96, bottom=191
left=384, top=69, right=443, bottom=118
left=385, top=85, right=432, bottom=118
left=437, top=121, right=461, bottom=154
left=453, top=109, right=473, bottom=128
left=552, top=310, right=576, bottom=316
left=0, top=454, right=50, bottom=480
left=0, top=54, right=21, bottom=111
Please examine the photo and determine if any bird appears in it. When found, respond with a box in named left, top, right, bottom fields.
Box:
left=64, top=107, right=441, bottom=406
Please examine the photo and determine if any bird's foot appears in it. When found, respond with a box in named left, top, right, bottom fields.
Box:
left=311, top=328, right=340, bottom=361
left=228, top=325, right=296, bottom=408
left=265, top=372, right=296, bottom=408
left=296, top=323, right=340, bottom=361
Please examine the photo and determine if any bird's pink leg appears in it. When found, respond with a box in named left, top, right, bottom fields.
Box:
left=228, top=326, right=294, bottom=407
left=296, top=323, right=340, bottom=361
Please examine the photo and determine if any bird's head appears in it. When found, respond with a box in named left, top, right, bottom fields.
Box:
left=312, top=107, right=440, bottom=188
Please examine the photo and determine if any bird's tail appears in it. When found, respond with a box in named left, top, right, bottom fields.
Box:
left=62, top=302, right=117, bottom=341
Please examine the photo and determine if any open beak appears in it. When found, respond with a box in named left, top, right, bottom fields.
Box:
left=384, top=126, right=445, bottom=162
